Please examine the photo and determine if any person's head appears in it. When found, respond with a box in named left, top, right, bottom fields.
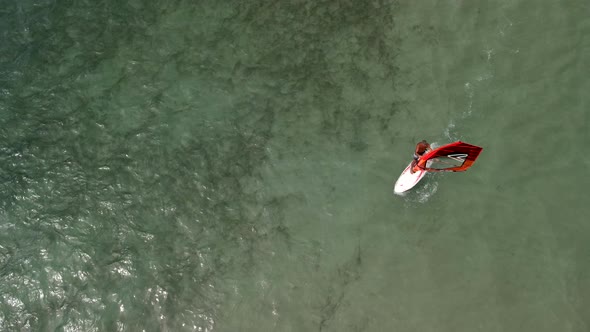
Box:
left=420, top=140, right=428, bottom=144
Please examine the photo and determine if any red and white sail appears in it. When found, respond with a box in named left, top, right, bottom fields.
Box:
left=416, top=141, right=483, bottom=172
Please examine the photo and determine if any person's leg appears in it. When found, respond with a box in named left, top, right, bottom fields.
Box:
left=410, top=160, right=417, bottom=174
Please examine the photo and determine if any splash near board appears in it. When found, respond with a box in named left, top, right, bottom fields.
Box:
left=393, top=141, right=483, bottom=194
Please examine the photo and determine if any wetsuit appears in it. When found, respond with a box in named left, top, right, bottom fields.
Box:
left=413, top=141, right=430, bottom=160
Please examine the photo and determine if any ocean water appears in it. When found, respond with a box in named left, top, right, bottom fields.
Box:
left=1, top=0, right=589, bottom=331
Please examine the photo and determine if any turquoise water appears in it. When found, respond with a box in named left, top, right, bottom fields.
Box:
left=1, top=1, right=589, bottom=331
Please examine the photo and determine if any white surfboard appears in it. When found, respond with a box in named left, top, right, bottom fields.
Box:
left=393, top=161, right=430, bottom=194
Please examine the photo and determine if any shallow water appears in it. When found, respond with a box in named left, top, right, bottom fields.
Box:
left=1, top=0, right=589, bottom=331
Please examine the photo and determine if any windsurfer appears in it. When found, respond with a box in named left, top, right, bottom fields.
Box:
left=410, top=140, right=431, bottom=173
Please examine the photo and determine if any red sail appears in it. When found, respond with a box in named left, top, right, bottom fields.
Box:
left=417, top=141, right=483, bottom=172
